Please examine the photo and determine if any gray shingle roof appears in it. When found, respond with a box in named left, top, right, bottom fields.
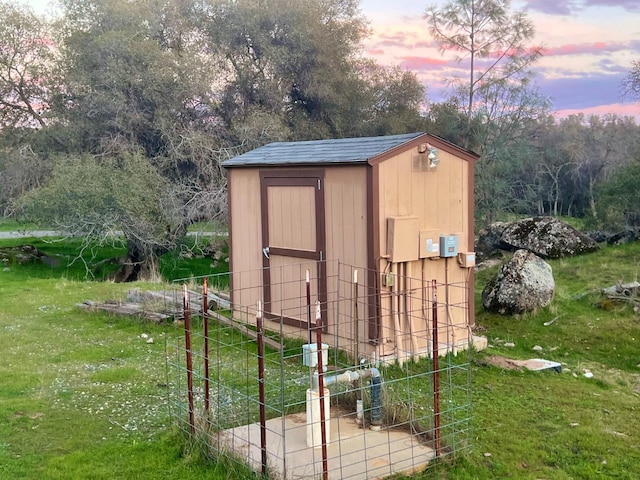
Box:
left=222, top=132, right=426, bottom=167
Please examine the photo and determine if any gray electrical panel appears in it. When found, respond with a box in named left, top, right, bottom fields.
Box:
left=439, top=235, right=458, bottom=258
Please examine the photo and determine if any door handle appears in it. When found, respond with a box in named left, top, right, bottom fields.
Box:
left=262, top=247, right=270, bottom=259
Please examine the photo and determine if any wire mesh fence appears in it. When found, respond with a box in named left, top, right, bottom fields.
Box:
left=167, top=260, right=472, bottom=479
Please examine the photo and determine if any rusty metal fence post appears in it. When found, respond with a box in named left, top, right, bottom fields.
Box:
left=314, top=301, right=329, bottom=480
left=256, top=301, right=268, bottom=476
left=183, top=284, right=195, bottom=434
left=432, top=279, right=442, bottom=457
left=203, top=278, right=210, bottom=416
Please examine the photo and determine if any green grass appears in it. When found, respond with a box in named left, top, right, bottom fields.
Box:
left=3, top=233, right=640, bottom=479
left=0, top=219, right=41, bottom=232
left=0, top=234, right=228, bottom=282
left=159, top=236, right=229, bottom=282
left=0, top=238, right=248, bottom=479
left=416, top=243, right=640, bottom=479
left=0, top=236, right=128, bottom=279
left=187, top=220, right=227, bottom=233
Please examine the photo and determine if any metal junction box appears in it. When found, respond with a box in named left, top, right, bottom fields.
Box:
left=419, top=230, right=440, bottom=258
left=387, top=216, right=420, bottom=262
left=457, top=251, right=476, bottom=267
left=439, top=235, right=458, bottom=258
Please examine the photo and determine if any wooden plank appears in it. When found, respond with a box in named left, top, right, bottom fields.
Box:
left=77, top=290, right=283, bottom=348
left=207, top=310, right=282, bottom=352
left=76, top=301, right=171, bottom=322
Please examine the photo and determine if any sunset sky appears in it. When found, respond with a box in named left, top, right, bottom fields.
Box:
left=360, top=0, right=640, bottom=119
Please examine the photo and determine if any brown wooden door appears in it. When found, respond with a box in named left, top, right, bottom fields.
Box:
left=260, top=171, right=327, bottom=329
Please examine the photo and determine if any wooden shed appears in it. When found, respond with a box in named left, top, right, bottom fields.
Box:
left=222, top=132, right=478, bottom=361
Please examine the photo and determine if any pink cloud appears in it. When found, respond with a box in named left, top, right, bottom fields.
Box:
left=377, top=39, right=407, bottom=48
left=485, top=46, right=543, bottom=59
left=371, top=30, right=428, bottom=50
left=414, top=40, right=438, bottom=49
left=381, top=31, right=408, bottom=39
left=366, top=48, right=385, bottom=55
left=555, top=102, right=640, bottom=121
left=377, top=32, right=412, bottom=44
left=399, top=56, right=450, bottom=71
left=542, top=42, right=628, bottom=57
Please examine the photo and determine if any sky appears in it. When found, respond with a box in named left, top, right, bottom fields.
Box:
left=18, top=0, right=640, bottom=120
left=360, top=0, right=640, bottom=120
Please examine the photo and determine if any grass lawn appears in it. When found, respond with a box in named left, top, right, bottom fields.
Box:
left=0, top=220, right=41, bottom=232
left=0, top=233, right=251, bottom=479
left=421, top=243, right=640, bottom=479
left=1, top=229, right=640, bottom=479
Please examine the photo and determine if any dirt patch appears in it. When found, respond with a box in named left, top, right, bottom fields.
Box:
left=479, top=355, right=526, bottom=370
left=11, top=411, right=44, bottom=420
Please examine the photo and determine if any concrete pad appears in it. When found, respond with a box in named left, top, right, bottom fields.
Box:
left=219, top=411, right=435, bottom=479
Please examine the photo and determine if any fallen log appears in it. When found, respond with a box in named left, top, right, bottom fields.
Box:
left=78, top=287, right=284, bottom=349
left=602, top=281, right=640, bottom=297
left=76, top=300, right=171, bottom=322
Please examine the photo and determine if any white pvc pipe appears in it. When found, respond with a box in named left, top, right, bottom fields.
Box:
left=306, top=388, right=330, bottom=448
left=391, top=262, right=404, bottom=365
left=406, top=262, right=420, bottom=361
left=312, top=368, right=367, bottom=389
left=356, top=399, right=364, bottom=425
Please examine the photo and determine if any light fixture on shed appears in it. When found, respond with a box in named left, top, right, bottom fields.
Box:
left=417, top=143, right=428, bottom=153
left=427, top=144, right=440, bottom=168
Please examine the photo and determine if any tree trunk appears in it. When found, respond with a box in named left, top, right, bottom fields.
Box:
left=111, top=241, right=162, bottom=282
left=589, top=176, right=598, bottom=219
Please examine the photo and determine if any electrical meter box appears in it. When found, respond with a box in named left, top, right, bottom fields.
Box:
left=458, top=252, right=476, bottom=267
left=419, top=230, right=440, bottom=258
left=302, top=343, right=329, bottom=368
left=387, top=216, right=420, bottom=262
left=439, top=235, right=459, bottom=258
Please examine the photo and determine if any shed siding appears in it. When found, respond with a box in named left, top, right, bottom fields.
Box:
left=324, top=166, right=367, bottom=268
left=228, top=169, right=263, bottom=317
left=324, top=166, right=368, bottom=342
left=375, top=148, right=472, bottom=355
left=377, top=148, right=470, bottom=251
